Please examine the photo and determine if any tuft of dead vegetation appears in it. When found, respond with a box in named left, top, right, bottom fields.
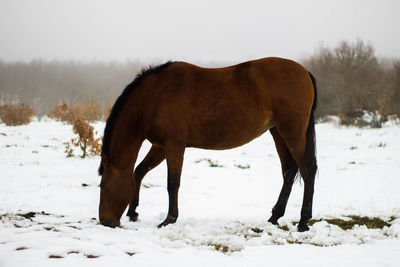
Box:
left=48, top=100, right=102, bottom=158
left=64, top=116, right=101, bottom=158
left=0, top=104, right=35, bottom=126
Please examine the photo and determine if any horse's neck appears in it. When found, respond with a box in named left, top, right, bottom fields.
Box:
left=109, top=117, right=142, bottom=171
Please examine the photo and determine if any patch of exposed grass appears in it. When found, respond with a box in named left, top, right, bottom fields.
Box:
left=141, top=183, right=160, bottom=189
left=67, top=225, right=81, bottom=230
left=207, top=243, right=241, bottom=253
left=17, top=211, right=50, bottom=220
left=278, top=225, right=290, bottom=231
left=208, top=243, right=230, bottom=253
left=286, top=239, right=303, bottom=245
left=348, top=216, right=391, bottom=229
left=81, top=183, right=89, bottom=187
left=251, top=227, right=263, bottom=233
left=17, top=212, right=37, bottom=219
left=43, top=226, right=60, bottom=232
left=195, top=158, right=224, bottom=168
left=377, top=142, right=386, bottom=148
left=309, top=242, right=326, bottom=247
left=5, top=144, right=17, bottom=148
left=349, top=146, right=358, bottom=150
left=234, top=163, right=250, bottom=169
left=308, top=216, right=391, bottom=230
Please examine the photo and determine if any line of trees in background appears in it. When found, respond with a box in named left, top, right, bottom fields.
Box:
left=0, top=60, right=142, bottom=116
left=303, top=39, right=400, bottom=126
left=0, top=39, right=399, bottom=127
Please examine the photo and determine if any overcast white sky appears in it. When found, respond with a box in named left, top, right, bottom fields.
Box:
left=0, top=0, right=399, bottom=63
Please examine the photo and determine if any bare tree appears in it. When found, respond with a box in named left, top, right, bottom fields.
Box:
left=303, top=39, right=398, bottom=125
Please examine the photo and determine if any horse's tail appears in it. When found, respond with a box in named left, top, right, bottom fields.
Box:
left=302, top=72, right=318, bottom=180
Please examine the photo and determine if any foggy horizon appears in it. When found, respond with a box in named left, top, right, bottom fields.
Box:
left=1, top=0, right=399, bottom=64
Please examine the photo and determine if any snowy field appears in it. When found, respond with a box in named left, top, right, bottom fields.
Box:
left=0, top=119, right=400, bottom=267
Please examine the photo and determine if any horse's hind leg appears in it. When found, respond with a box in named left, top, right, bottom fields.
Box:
left=297, top=161, right=316, bottom=232
left=126, top=145, right=165, bottom=221
left=268, top=127, right=298, bottom=225
left=275, top=123, right=317, bottom=232
left=292, top=129, right=317, bottom=232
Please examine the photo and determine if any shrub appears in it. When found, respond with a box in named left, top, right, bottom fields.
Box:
left=68, top=105, right=83, bottom=122
left=64, top=116, right=101, bottom=158
left=49, top=100, right=103, bottom=123
left=48, top=102, right=71, bottom=122
left=81, top=99, right=102, bottom=122
left=339, top=110, right=387, bottom=128
left=0, top=103, right=35, bottom=126
left=48, top=102, right=82, bottom=123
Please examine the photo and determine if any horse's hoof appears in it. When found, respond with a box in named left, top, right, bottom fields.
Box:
left=126, top=211, right=138, bottom=222
left=268, top=216, right=279, bottom=225
left=129, top=214, right=138, bottom=222
left=157, top=215, right=177, bottom=228
left=297, top=224, right=310, bottom=232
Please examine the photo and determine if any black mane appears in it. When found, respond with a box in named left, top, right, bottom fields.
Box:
left=98, top=61, right=173, bottom=175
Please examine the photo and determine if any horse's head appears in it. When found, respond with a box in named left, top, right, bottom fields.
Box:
left=98, top=154, right=134, bottom=227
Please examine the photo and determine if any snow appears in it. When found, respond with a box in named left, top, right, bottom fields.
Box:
left=0, top=119, right=400, bottom=266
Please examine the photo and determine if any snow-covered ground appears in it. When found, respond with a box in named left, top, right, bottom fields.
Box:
left=0, top=119, right=399, bottom=267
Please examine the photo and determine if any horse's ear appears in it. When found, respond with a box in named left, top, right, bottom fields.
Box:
left=101, top=153, right=109, bottom=168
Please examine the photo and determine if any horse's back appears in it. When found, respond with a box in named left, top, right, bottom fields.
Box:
left=140, top=58, right=314, bottom=149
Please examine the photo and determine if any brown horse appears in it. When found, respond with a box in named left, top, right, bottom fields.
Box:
left=98, top=57, right=317, bottom=232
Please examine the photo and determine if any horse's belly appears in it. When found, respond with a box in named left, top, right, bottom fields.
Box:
left=188, top=117, right=274, bottom=150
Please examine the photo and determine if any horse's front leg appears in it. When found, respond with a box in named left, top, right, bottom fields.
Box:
left=127, top=145, right=165, bottom=221
left=158, top=141, right=185, bottom=228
